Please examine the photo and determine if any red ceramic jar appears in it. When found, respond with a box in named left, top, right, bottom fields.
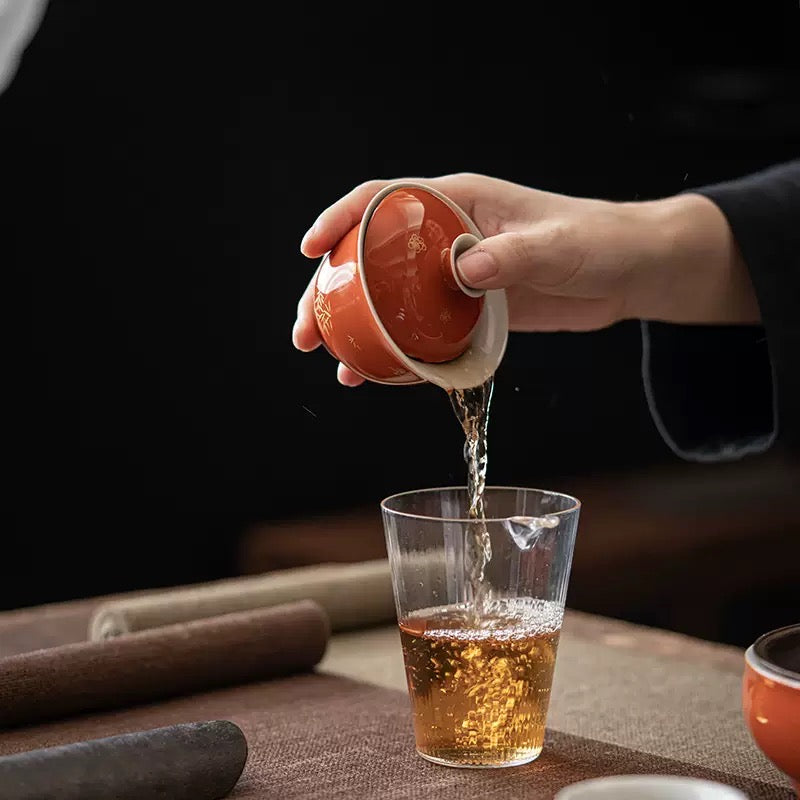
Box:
left=743, top=623, right=800, bottom=796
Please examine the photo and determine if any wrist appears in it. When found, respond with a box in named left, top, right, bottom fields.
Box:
left=623, top=193, right=761, bottom=325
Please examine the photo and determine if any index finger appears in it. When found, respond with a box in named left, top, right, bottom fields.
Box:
left=300, top=179, right=392, bottom=258
left=299, top=175, right=482, bottom=259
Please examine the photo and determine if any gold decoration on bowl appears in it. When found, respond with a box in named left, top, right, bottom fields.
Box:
left=314, top=293, right=333, bottom=337
left=408, top=233, right=427, bottom=253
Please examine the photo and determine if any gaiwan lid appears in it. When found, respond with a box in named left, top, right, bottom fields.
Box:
left=361, top=186, right=484, bottom=364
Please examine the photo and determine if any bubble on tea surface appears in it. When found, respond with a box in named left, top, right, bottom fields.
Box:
left=504, top=516, right=559, bottom=551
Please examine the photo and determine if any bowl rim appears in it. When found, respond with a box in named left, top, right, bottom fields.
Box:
left=746, top=623, right=800, bottom=688
left=355, top=181, right=508, bottom=390
left=554, top=774, right=748, bottom=800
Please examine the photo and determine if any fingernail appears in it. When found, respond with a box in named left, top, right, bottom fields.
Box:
left=300, top=224, right=316, bottom=253
left=456, top=249, right=497, bottom=285
left=291, top=319, right=303, bottom=349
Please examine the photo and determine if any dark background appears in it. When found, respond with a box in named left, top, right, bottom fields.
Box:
left=2, top=3, right=799, bottom=644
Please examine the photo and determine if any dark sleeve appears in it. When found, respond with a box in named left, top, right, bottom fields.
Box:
left=642, top=160, right=800, bottom=462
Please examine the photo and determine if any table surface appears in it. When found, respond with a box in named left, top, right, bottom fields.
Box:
left=0, top=593, right=791, bottom=793
left=319, top=612, right=789, bottom=786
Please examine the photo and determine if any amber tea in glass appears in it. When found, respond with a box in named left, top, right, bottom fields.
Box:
left=382, top=487, right=580, bottom=768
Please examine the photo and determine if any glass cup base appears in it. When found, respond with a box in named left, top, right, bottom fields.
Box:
left=416, top=746, right=543, bottom=769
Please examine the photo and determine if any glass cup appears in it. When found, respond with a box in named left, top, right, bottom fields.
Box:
left=381, top=486, right=580, bottom=768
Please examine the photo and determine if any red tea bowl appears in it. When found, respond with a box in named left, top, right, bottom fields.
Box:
left=312, top=182, right=508, bottom=390
left=743, top=623, right=800, bottom=795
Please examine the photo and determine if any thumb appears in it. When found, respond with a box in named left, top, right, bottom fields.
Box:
left=455, top=228, right=578, bottom=291
left=454, top=231, right=540, bottom=290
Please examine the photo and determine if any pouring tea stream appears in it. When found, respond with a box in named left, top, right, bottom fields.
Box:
left=310, top=182, right=510, bottom=615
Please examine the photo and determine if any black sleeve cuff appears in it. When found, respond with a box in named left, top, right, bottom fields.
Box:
left=640, top=160, right=800, bottom=462
left=641, top=320, right=777, bottom=462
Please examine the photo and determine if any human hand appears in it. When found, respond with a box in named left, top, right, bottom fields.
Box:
left=293, top=173, right=759, bottom=386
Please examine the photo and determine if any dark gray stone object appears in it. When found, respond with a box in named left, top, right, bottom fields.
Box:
left=0, top=720, right=248, bottom=800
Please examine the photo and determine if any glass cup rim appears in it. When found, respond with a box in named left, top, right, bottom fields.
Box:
left=380, top=485, right=581, bottom=523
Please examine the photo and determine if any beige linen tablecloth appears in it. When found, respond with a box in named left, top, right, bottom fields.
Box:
left=0, top=563, right=792, bottom=798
